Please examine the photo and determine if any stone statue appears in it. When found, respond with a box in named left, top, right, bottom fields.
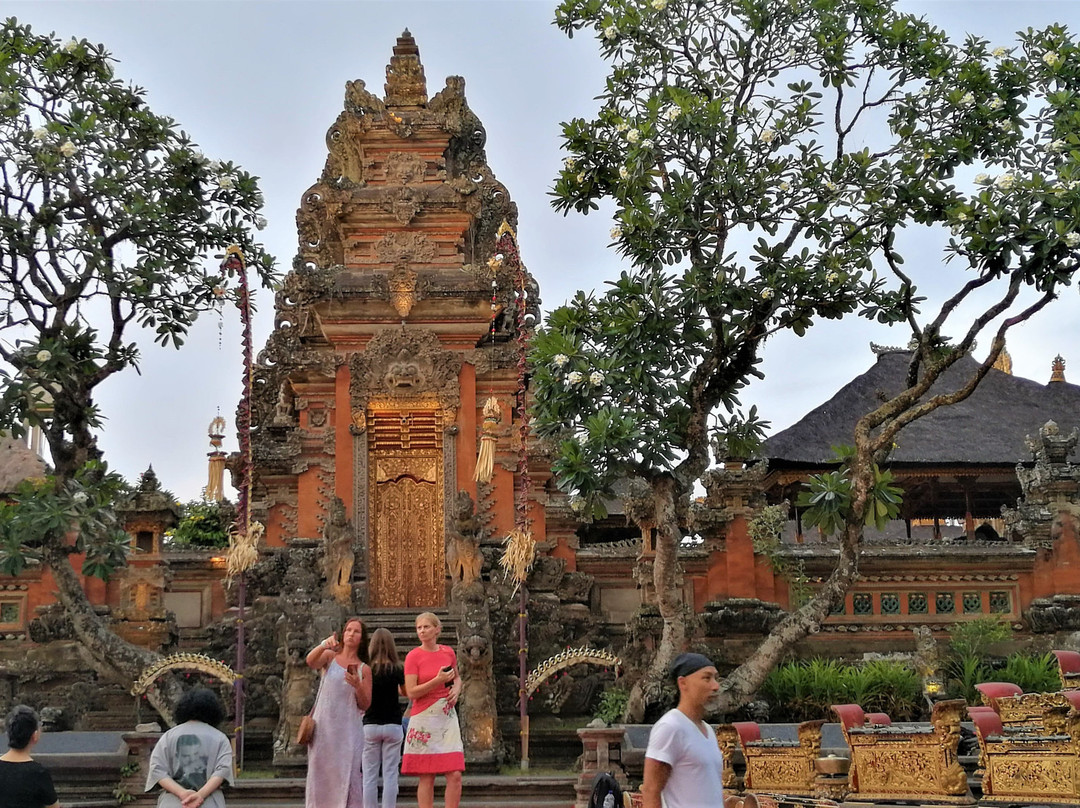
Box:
left=323, top=497, right=354, bottom=606
left=446, top=490, right=483, bottom=587
left=458, top=633, right=498, bottom=762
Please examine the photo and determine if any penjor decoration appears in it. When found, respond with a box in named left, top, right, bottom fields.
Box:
left=473, top=397, right=501, bottom=483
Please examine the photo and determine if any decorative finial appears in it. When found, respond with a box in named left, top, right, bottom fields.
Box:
left=385, top=31, right=427, bottom=107
left=992, top=346, right=1012, bottom=375
left=1050, top=354, right=1067, bottom=384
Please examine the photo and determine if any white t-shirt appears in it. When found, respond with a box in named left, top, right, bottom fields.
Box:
left=645, top=708, right=724, bottom=808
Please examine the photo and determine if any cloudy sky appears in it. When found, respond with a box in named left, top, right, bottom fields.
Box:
left=6, top=0, right=1080, bottom=501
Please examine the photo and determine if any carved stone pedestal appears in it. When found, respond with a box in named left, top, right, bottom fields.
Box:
left=575, top=725, right=627, bottom=808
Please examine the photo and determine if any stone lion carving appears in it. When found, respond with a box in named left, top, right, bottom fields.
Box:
left=446, top=490, right=483, bottom=587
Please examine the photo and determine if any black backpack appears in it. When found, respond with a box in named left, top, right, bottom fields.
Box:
left=588, top=771, right=624, bottom=808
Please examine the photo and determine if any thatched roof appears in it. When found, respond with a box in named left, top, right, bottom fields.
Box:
left=0, top=435, right=47, bottom=494
left=764, top=349, right=1080, bottom=466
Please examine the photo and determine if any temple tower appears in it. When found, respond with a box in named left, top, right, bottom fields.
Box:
left=248, top=32, right=541, bottom=611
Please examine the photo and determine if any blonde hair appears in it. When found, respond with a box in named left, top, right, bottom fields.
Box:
left=415, top=611, right=442, bottom=629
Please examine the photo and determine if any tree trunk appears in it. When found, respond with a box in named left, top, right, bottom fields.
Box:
left=625, top=476, right=686, bottom=722
left=712, top=519, right=863, bottom=714
left=42, top=542, right=179, bottom=722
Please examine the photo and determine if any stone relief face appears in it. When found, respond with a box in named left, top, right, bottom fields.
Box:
left=384, top=350, right=426, bottom=389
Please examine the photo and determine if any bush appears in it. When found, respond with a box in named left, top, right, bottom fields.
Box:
left=761, top=658, right=922, bottom=722
left=165, top=500, right=235, bottom=549
left=996, top=652, right=1060, bottom=694
left=593, top=686, right=629, bottom=725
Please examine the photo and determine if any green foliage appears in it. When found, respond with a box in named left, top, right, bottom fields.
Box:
left=165, top=500, right=235, bottom=549
left=998, top=652, right=1060, bottom=694
left=748, top=503, right=810, bottom=605
left=761, top=658, right=923, bottom=722
left=797, top=447, right=904, bottom=536
left=949, top=616, right=1013, bottom=659
left=0, top=461, right=131, bottom=580
left=943, top=617, right=1013, bottom=702
left=593, top=685, right=630, bottom=724
left=0, top=18, right=277, bottom=478
left=538, top=0, right=1080, bottom=526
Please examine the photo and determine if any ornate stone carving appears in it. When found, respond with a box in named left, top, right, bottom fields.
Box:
left=322, top=497, right=354, bottom=606
left=384, top=30, right=428, bottom=107
left=372, top=232, right=437, bottom=265
left=447, top=491, right=484, bottom=587
left=384, top=151, right=427, bottom=185
left=388, top=265, right=418, bottom=317
left=350, top=329, right=462, bottom=407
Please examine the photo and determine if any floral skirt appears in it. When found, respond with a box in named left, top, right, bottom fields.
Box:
left=401, top=697, right=465, bottom=775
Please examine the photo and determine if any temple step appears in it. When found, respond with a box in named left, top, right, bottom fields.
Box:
left=359, top=608, right=458, bottom=652
left=222, top=775, right=575, bottom=806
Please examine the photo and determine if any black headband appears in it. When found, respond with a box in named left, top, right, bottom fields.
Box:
left=671, top=652, right=714, bottom=680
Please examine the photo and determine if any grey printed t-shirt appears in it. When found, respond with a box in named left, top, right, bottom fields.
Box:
left=145, top=720, right=234, bottom=808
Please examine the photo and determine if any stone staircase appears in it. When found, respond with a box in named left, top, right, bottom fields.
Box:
left=221, top=774, right=575, bottom=808
left=361, top=608, right=456, bottom=652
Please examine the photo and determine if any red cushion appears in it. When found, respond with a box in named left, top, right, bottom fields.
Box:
left=732, top=721, right=762, bottom=745
left=970, top=709, right=1003, bottom=738
left=975, top=682, right=1023, bottom=703
left=1054, top=651, right=1080, bottom=675
left=831, top=704, right=866, bottom=730
left=865, top=712, right=891, bottom=726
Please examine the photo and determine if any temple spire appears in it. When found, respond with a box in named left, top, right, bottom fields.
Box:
left=385, top=29, right=428, bottom=107
left=1050, top=354, right=1067, bottom=384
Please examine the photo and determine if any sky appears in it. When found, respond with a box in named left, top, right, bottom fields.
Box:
left=5, top=0, right=1080, bottom=502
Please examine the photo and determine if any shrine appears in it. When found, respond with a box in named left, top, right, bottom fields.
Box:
left=0, top=35, right=1079, bottom=787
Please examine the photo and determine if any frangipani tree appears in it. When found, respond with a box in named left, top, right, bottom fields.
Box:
left=0, top=20, right=275, bottom=691
left=533, top=0, right=1080, bottom=718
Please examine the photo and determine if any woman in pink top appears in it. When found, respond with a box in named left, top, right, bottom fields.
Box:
left=402, top=611, right=464, bottom=808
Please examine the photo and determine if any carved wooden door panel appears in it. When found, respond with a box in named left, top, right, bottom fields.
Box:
left=367, top=407, right=445, bottom=608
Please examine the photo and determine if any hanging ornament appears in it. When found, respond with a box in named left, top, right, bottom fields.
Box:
left=499, top=526, right=536, bottom=585
left=474, top=396, right=501, bottom=483
left=205, top=415, right=227, bottom=502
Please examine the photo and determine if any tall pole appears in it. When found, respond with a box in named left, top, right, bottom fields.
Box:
left=511, top=241, right=532, bottom=771
left=221, top=246, right=254, bottom=771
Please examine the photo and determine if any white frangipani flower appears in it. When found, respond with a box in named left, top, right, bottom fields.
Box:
left=563, top=157, right=577, bottom=170
left=760, top=128, right=776, bottom=144
left=1050, top=139, right=1068, bottom=153
left=610, top=227, right=622, bottom=240
left=36, top=350, right=51, bottom=362
left=615, top=121, right=629, bottom=133
left=665, top=107, right=680, bottom=122
left=132, top=277, right=146, bottom=287
left=218, top=176, right=235, bottom=190
left=589, top=370, right=605, bottom=386
left=619, top=166, right=630, bottom=180
left=974, top=173, right=991, bottom=185
left=626, top=129, right=640, bottom=144
left=575, top=172, right=586, bottom=183
left=604, top=25, right=617, bottom=41
left=73, top=491, right=89, bottom=504
left=641, top=139, right=655, bottom=150
left=207, top=159, right=223, bottom=174
left=826, top=272, right=840, bottom=284
left=779, top=181, right=790, bottom=192
left=552, top=354, right=570, bottom=368
left=760, top=288, right=775, bottom=301
left=59, top=140, right=77, bottom=158
left=1044, top=50, right=1063, bottom=68
left=824, top=180, right=838, bottom=192
left=31, top=127, right=48, bottom=142
left=1066, top=232, right=1080, bottom=248
left=63, top=39, right=79, bottom=53
left=992, top=46, right=1009, bottom=59
left=995, top=173, right=1016, bottom=190
left=566, top=370, right=585, bottom=386
left=988, top=97, right=1004, bottom=110
left=651, top=0, right=668, bottom=10
left=958, top=92, right=975, bottom=108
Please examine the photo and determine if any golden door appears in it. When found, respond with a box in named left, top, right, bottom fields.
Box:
left=367, top=407, right=445, bottom=609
